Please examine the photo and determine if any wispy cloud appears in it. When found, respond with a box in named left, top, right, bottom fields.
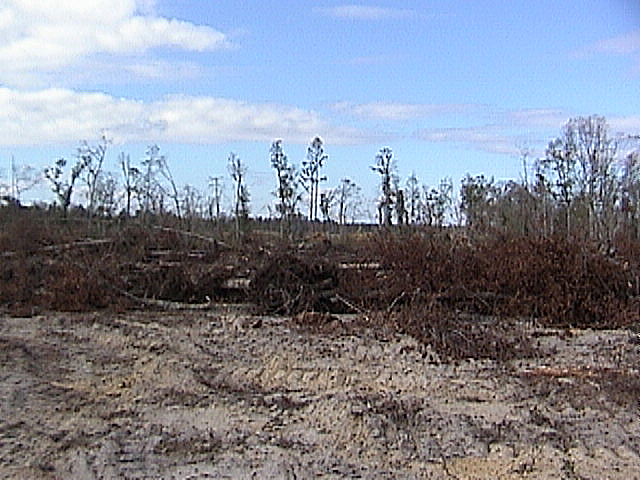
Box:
left=331, top=101, right=476, bottom=121
left=415, top=125, right=520, bottom=155
left=332, top=102, right=564, bottom=155
left=0, top=87, right=368, bottom=146
left=571, top=29, right=640, bottom=76
left=415, top=108, right=640, bottom=156
left=0, top=0, right=229, bottom=87
left=574, top=29, right=640, bottom=58
left=25, top=57, right=207, bottom=87
left=341, top=54, right=398, bottom=66
left=413, top=107, right=575, bottom=155
left=608, top=115, right=640, bottom=136
left=314, top=5, right=417, bottom=20
left=135, top=0, right=157, bottom=15
left=506, top=108, right=570, bottom=129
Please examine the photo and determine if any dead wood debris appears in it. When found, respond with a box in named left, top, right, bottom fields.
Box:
left=1, top=215, right=639, bottom=334
left=250, top=253, right=341, bottom=315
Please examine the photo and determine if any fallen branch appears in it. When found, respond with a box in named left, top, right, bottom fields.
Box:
left=2, top=238, right=114, bottom=257
left=151, top=225, right=230, bottom=248
left=520, top=366, right=638, bottom=379
left=386, top=291, right=406, bottom=313
left=333, top=294, right=367, bottom=315
left=115, top=287, right=214, bottom=310
left=41, top=238, right=114, bottom=252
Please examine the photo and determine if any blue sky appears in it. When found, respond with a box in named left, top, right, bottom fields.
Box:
left=0, top=0, right=639, bottom=219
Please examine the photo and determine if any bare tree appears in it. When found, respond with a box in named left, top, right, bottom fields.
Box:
left=44, top=157, right=87, bottom=217
left=620, top=150, right=640, bottom=241
left=532, top=159, right=554, bottom=237
left=8, top=158, right=41, bottom=203
left=138, top=144, right=181, bottom=218
left=141, top=144, right=163, bottom=216
left=208, top=176, right=223, bottom=221
left=540, top=132, right=579, bottom=237
left=228, top=152, right=250, bottom=237
left=119, top=152, right=140, bottom=217
left=93, top=171, right=118, bottom=216
left=460, top=174, right=497, bottom=230
left=492, top=180, right=536, bottom=235
left=336, top=178, right=360, bottom=225
left=319, top=189, right=336, bottom=222
left=406, top=172, right=421, bottom=224
left=541, top=115, right=619, bottom=241
left=371, top=147, right=397, bottom=226
left=181, top=184, right=204, bottom=219
left=423, top=177, right=453, bottom=227
left=0, top=168, right=6, bottom=198
left=395, top=189, right=407, bottom=225
left=574, top=115, right=619, bottom=243
left=517, top=143, right=534, bottom=190
left=301, top=136, right=328, bottom=221
left=157, top=153, right=181, bottom=220
left=77, top=135, right=110, bottom=216
left=270, top=140, right=300, bottom=233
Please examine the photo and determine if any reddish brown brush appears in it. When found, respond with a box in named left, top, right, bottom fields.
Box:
left=1, top=207, right=638, bottom=331
left=352, top=231, right=638, bottom=328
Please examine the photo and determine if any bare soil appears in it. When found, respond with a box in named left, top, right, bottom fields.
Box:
left=1, top=308, right=640, bottom=479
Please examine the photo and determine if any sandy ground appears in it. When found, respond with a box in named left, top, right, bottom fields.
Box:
left=1, top=308, right=640, bottom=479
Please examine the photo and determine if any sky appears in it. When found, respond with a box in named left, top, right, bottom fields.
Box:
left=0, top=0, right=639, bottom=219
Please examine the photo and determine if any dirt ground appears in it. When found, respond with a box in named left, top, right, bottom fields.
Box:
left=1, top=308, right=640, bottom=479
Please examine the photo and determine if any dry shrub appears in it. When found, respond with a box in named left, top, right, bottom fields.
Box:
left=120, top=263, right=194, bottom=302
left=487, top=236, right=637, bottom=328
left=1, top=205, right=638, bottom=328
left=111, top=224, right=152, bottom=260
left=375, top=302, right=538, bottom=362
left=251, top=252, right=340, bottom=314
left=43, top=260, right=114, bottom=311
left=0, top=255, right=41, bottom=308
left=0, top=210, right=56, bottom=310
left=357, top=232, right=638, bottom=328
left=0, top=208, right=72, bottom=253
left=487, top=236, right=637, bottom=327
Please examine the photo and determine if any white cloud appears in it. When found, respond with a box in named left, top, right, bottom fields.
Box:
left=412, top=107, right=570, bottom=155
left=0, top=0, right=229, bottom=86
left=504, top=109, right=640, bottom=138
left=331, top=101, right=559, bottom=154
left=332, top=101, right=475, bottom=121
left=416, top=125, right=520, bottom=155
left=608, top=115, right=640, bottom=136
left=329, top=102, right=569, bottom=155
left=414, top=109, right=640, bottom=156
left=575, top=29, right=640, bottom=57
left=572, top=30, right=640, bottom=76
left=27, top=56, right=206, bottom=87
left=135, top=0, right=156, bottom=15
left=122, top=59, right=202, bottom=81
left=341, top=54, right=397, bottom=66
left=506, top=108, right=570, bottom=129
left=0, top=87, right=367, bottom=146
left=315, top=5, right=417, bottom=20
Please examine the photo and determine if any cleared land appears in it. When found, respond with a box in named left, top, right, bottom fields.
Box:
left=2, top=213, right=640, bottom=478
left=1, top=308, right=640, bottom=479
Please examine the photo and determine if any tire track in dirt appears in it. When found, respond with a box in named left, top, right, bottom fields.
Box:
left=1, top=311, right=639, bottom=479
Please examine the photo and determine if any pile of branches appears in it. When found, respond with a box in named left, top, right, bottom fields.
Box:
left=0, top=218, right=248, bottom=313
left=1, top=207, right=639, bottom=333
left=375, top=303, right=539, bottom=362
left=356, top=232, right=640, bottom=329
left=251, top=252, right=340, bottom=315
